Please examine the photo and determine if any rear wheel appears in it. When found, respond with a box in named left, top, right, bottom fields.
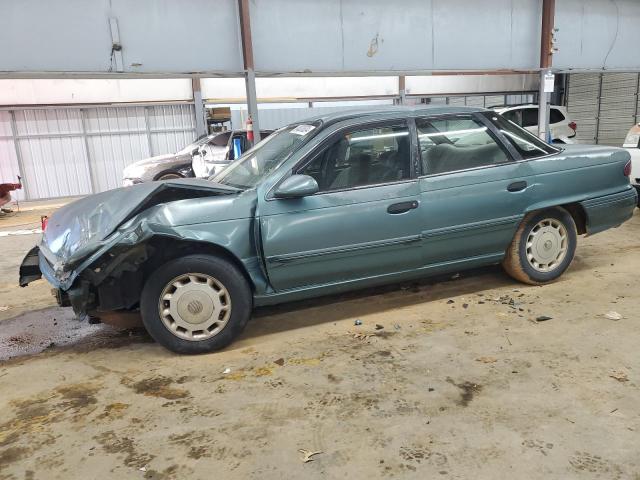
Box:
left=156, top=172, right=183, bottom=181
left=140, top=255, right=252, bottom=354
left=503, top=208, right=577, bottom=285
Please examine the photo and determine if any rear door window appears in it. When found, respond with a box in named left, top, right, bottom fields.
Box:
left=417, top=116, right=510, bottom=175
left=521, top=108, right=539, bottom=128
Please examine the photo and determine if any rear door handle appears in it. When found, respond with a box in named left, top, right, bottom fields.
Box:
left=387, top=200, right=419, bottom=214
left=507, top=181, right=527, bottom=192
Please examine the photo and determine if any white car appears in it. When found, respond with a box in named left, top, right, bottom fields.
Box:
left=494, top=104, right=577, bottom=144
left=623, top=123, right=640, bottom=205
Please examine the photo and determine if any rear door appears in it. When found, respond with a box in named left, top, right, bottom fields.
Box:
left=417, top=113, right=535, bottom=267
left=260, top=119, right=423, bottom=291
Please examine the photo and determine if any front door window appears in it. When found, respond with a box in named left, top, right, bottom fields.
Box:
left=299, top=124, right=411, bottom=191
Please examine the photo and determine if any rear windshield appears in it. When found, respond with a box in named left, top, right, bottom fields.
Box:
left=482, top=113, right=560, bottom=159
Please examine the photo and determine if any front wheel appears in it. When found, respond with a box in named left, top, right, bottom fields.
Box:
left=140, top=255, right=252, bottom=354
left=503, top=208, right=577, bottom=285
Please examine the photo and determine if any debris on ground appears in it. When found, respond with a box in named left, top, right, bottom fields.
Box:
left=462, top=303, right=469, bottom=309
left=354, top=319, right=362, bottom=326
left=299, top=449, right=323, bottom=463
left=223, top=368, right=231, bottom=374
left=274, top=358, right=285, bottom=366
left=536, top=315, right=553, bottom=322
left=375, top=324, right=384, bottom=330
left=476, top=356, right=497, bottom=364
left=0, top=305, right=9, bottom=312
left=352, top=332, right=375, bottom=341
left=447, top=299, right=455, bottom=304
left=609, top=371, right=629, bottom=382
left=604, top=311, right=623, bottom=321
left=393, top=324, right=401, bottom=330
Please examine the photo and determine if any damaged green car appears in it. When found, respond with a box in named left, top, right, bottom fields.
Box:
left=20, top=106, right=638, bottom=354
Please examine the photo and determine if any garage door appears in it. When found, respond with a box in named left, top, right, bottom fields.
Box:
left=567, top=73, right=640, bottom=146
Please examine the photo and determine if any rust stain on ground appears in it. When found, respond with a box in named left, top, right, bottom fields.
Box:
left=126, top=376, right=190, bottom=400
left=97, top=402, right=130, bottom=420
left=94, top=430, right=155, bottom=468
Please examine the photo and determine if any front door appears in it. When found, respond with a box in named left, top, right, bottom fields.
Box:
left=415, top=114, right=534, bottom=267
left=260, top=120, right=423, bottom=292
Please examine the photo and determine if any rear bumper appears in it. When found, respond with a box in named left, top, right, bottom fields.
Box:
left=581, top=187, right=638, bottom=235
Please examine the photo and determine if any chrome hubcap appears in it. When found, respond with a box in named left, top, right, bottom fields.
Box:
left=158, top=273, right=231, bottom=341
left=526, top=218, right=568, bottom=272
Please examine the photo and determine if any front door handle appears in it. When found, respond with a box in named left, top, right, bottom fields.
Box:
left=507, top=181, right=527, bottom=192
left=387, top=200, right=419, bottom=214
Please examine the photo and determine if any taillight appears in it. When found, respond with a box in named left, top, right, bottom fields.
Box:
left=624, top=160, right=632, bottom=177
left=568, top=121, right=577, bottom=131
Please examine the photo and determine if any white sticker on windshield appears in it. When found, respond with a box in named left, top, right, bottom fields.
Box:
left=291, top=124, right=316, bottom=136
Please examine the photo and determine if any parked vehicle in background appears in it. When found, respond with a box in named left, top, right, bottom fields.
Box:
left=623, top=123, right=640, bottom=205
left=20, top=106, right=637, bottom=354
left=192, top=129, right=273, bottom=178
left=122, top=130, right=275, bottom=186
left=121, top=136, right=207, bottom=186
left=494, top=104, right=577, bottom=144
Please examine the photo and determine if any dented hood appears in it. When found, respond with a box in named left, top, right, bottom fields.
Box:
left=40, top=178, right=238, bottom=268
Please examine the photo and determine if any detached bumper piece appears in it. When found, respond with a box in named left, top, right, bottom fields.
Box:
left=19, top=246, right=42, bottom=287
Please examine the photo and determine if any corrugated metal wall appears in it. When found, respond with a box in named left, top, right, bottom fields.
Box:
left=0, top=111, right=24, bottom=200
left=567, top=73, right=640, bottom=146
left=0, top=103, right=196, bottom=199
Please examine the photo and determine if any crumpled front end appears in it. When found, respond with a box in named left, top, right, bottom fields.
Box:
left=18, top=178, right=243, bottom=316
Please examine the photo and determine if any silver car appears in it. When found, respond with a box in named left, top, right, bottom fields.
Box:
left=122, top=130, right=272, bottom=185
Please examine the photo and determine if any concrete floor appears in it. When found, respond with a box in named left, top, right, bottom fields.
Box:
left=0, top=204, right=639, bottom=479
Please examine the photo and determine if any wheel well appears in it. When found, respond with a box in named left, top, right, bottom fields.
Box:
left=558, top=203, right=587, bottom=234
left=143, top=237, right=255, bottom=291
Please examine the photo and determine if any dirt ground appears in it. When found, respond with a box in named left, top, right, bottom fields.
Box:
left=0, top=202, right=639, bottom=479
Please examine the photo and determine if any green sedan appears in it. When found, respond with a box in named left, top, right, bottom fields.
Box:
left=20, top=106, right=638, bottom=354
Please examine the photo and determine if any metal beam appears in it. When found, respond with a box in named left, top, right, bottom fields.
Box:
left=191, top=77, right=207, bottom=137
left=238, top=0, right=260, bottom=143
left=538, top=0, right=555, bottom=141
left=398, top=76, right=407, bottom=105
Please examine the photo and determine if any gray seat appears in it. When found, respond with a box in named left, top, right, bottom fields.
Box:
left=424, top=143, right=507, bottom=174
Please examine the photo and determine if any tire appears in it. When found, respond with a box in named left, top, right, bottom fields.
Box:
left=502, top=207, right=577, bottom=285
left=156, top=172, right=183, bottom=181
left=140, top=254, right=252, bottom=354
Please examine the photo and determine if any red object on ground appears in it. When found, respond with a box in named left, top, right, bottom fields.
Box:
left=41, top=216, right=49, bottom=231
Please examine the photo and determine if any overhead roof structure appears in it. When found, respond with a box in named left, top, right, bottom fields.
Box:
left=2, top=0, right=639, bottom=78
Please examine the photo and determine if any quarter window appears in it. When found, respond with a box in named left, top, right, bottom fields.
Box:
left=482, top=113, right=560, bottom=159
left=417, top=116, right=509, bottom=175
left=298, top=124, right=411, bottom=191
left=549, top=108, right=566, bottom=124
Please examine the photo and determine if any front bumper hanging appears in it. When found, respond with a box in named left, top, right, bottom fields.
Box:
left=19, top=246, right=42, bottom=287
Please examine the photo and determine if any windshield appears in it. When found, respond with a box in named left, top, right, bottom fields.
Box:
left=212, top=123, right=319, bottom=189
left=177, top=135, right=214, bottom=155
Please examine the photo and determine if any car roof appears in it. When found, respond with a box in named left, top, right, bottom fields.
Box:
left=291, top=105, right=488, bottom=127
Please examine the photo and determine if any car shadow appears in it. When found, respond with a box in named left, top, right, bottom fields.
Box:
left=237, top=265, right=515, bottom=342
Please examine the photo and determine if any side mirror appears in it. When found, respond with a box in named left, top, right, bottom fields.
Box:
left=274, top=175, right=319, bottom=199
